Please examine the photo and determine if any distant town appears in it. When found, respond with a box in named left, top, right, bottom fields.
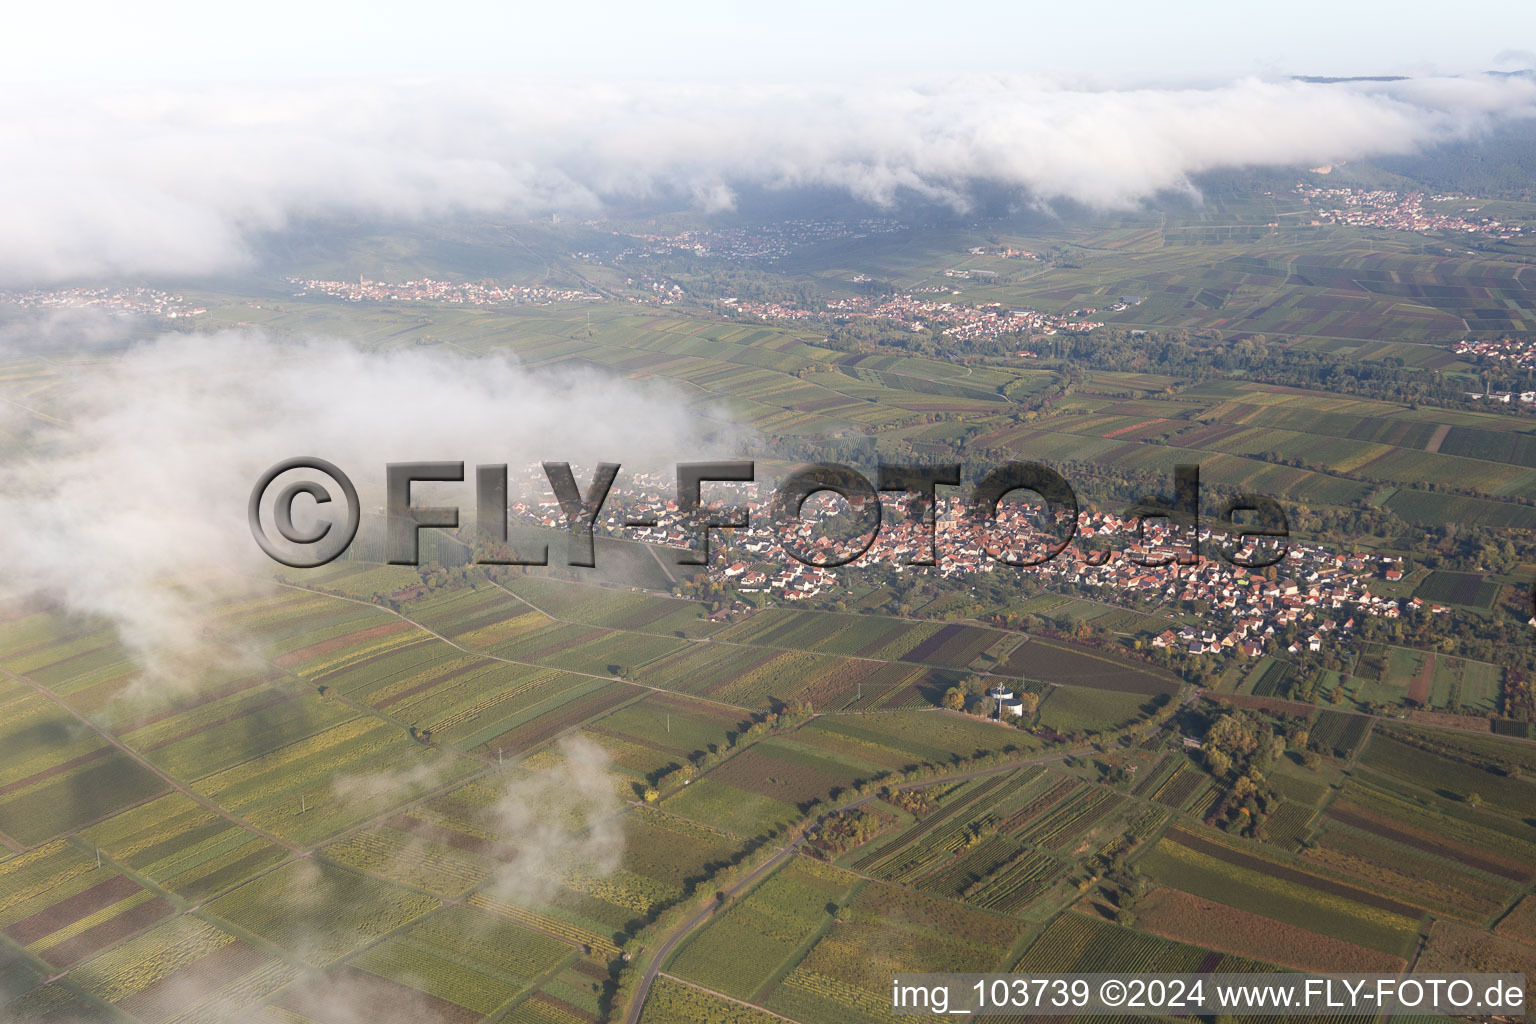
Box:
left=0, top=286, right=205, bottom=318
left=1456, top=334, right=1536, bottom=371
left=1292, top=184, right=1525, bottom=238
left=723, top=294, right=1106, bottom=339
left=494, top=469, right=1446, bottom=666
left=289, top=277, right=602, bottom=306
left=1455, top=337, right=1536, bottom=403
left=577, top=218, right=907, bottom=264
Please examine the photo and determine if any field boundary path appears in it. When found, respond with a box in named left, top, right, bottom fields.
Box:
left=0, top=665, right=305, bottom=855
left=622, top=749, right=1081, bottom=1024
left=479, top=573, right=1170, bottom=701
left=268, top=578, right=758, bottom=715
left=1426, top=423, right=1452, bottom=453
left=656, top=974, right=805, bottom=1024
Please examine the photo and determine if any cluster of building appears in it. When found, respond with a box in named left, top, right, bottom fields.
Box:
left=620, top=276, right=687, bottom=306
left=580, top=218, right=907, bottom=265
left=707, top=496, right=1430, bottom=654
left=493, top=469, right=1442, bottom=661
left=1455, top=337, right=1536, bottom=403
left=967, top=245, right=1038, bottom=260
left=1455, top=336, right=1536, bottom=372
left=1464, top=388, right=1536, bottom=405
left=1292, top=185, right=1524, bottom=239
left=722, top=294, right=1103, bottom=339
left=1139, top=548, right=1444, bottom=658
left=0, top=287, right=205, bottom=318
left=288, top=277, right=601, bottom=306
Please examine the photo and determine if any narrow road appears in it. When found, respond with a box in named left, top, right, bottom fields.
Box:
left=0, top=665, right=305, bottom=855
left=643, top=544, right=680, bottom=586
left=478, top=573, right=1145, bottom=702
left=654, top=974, right=806, bottom=1024
left=624, top=835, right=807, bottom=1024
left=622, top=748, right=1080, bottom=1023
left=269, top=578, right=756, bottom=715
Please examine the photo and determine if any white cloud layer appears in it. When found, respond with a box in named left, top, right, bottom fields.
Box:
left=3, top=74, right=1535, bottom=284
left=0, top=326, right=735, bottom=671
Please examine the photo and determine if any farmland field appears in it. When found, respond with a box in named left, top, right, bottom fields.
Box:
left=1359, top=728, right=1536, bottom=815
left=506, top=577, right=726, bottom=638
left=1135, top=886, right=1406, bottom=972
left=1014, top=911, right=1239, bottom=974
left=343, top=905, right=574, bottom=1015
left=805, top=711, right=1033, bottom=765
left=791, top=714, right=1033, bottom=771
left=664, top=737, right=883, bottom=837
left=636, top=642, right=892, bottom=708
left=639, top=977, right=784, bottom=1024
left=202, top=860, right=441, bottom=967
left=717, top=608, right=1002, bottom=668
left=1303, top=815, right=1521, bottom=921
left=1415, top=570, right=1502, bottom=609
left=1136, top=827, right=1423, bottom=956
left=996, top=638, right=1179, bottom=696
left=762, top=875, right=1024, bottom=1023
left=0, top=694, right=171, bottom=846
left=1325, top=782, right=1536, bottom=882
left=1310, top=710, right=1372, bottom=759
left=1417, top=919, right=1536, bottom=1014
left=668, top=857, right=859, bottom=1001
left=582, top=692, right=755, bottom=779
left=9, top=156, right=1536, bottom=1024
left=1246, top=657, right=1293, bottom=698
left=1497, top=895, right=1536, bottom=946
left=1038, top=686, right=1156, bottom=734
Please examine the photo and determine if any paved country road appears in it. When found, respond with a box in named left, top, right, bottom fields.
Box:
left=623, top=833, right=807, bottom=1024
left=622, top=749, right=1079, bottom=1024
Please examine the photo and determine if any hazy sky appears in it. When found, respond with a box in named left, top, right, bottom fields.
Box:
left=5, top=0, right=1535, bottom=85
left=4, top=1, right=1536, bottom=287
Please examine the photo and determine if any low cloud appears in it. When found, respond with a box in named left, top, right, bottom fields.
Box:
left=3, top=74, right=1535, bottom=284
left=330, top=761, right=456, bottom=810
left=480, top=736, right=627, bottom=908
left=0, top=328, right=738, bottom=676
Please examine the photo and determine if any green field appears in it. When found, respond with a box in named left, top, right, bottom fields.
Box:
left=1137, top=829, right=1422, bottom=956
left=7, top=183, right=1536, bottom=1024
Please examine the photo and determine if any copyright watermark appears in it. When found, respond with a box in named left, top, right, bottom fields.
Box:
left=890, top=973, right=1527, bottom=1016
left=249, top=458, right=1290, bottom=570
left=247, top=457, right=361, bottom=568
